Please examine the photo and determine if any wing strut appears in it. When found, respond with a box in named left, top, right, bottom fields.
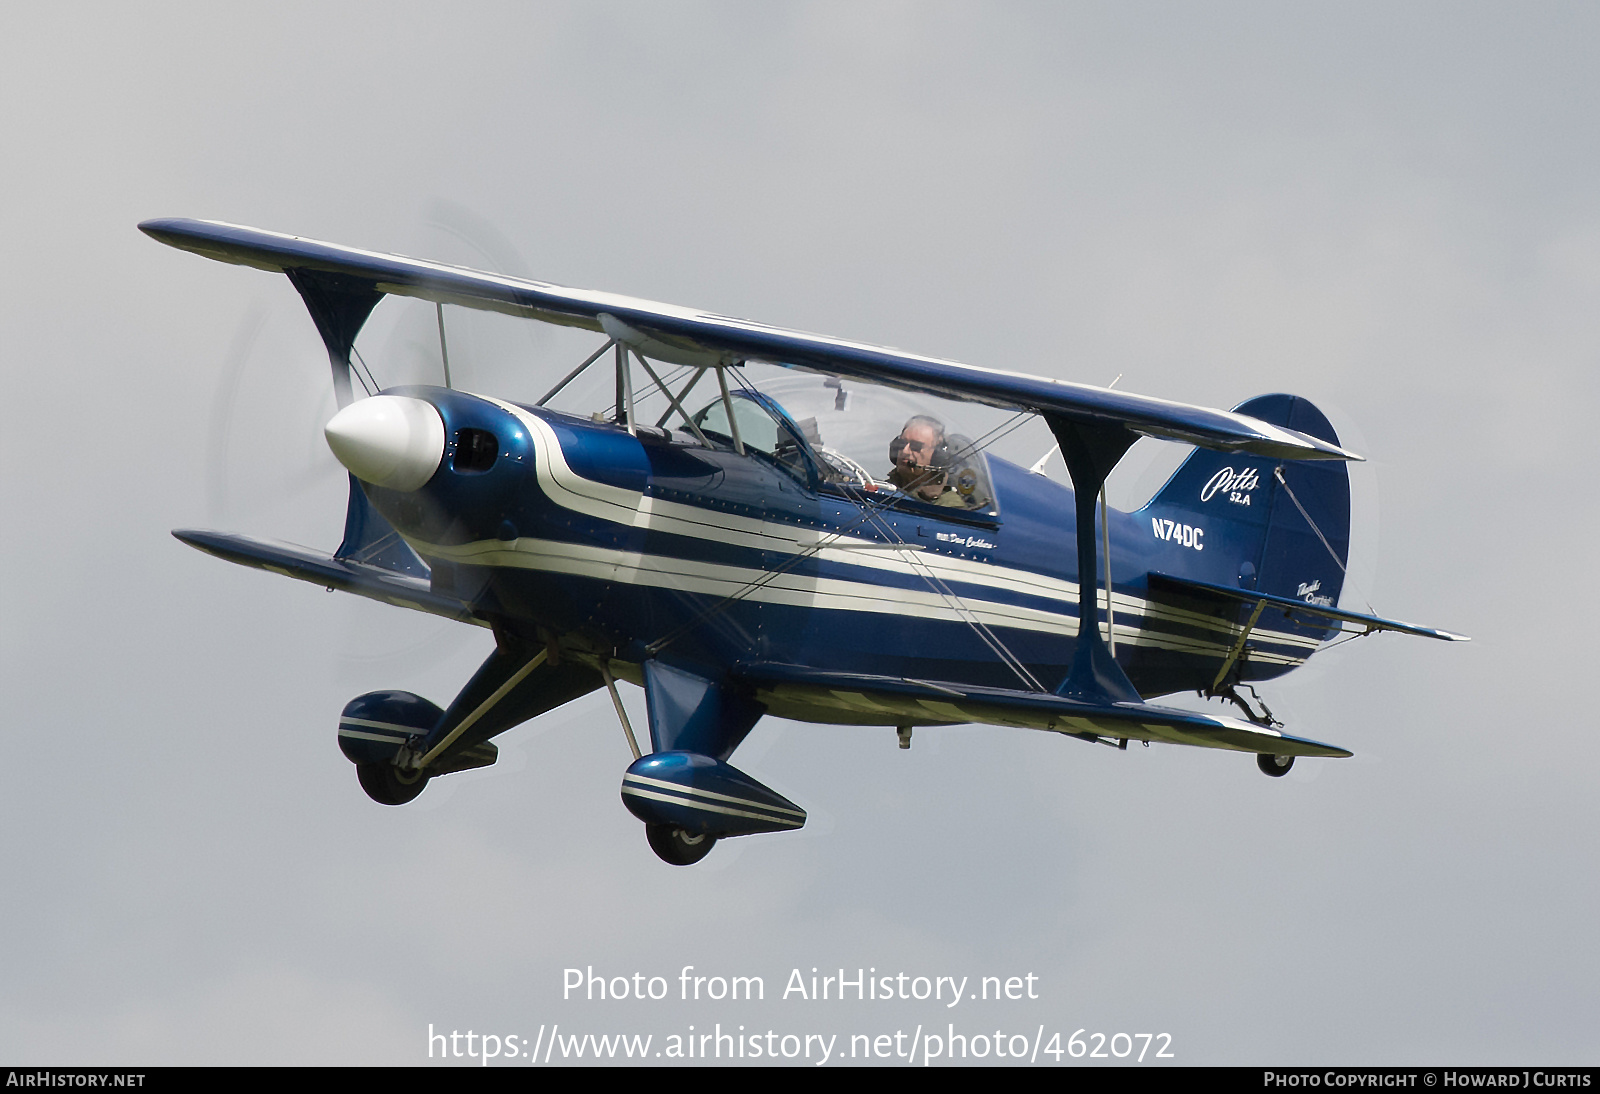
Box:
left=716, top=366, right=745, bottom=455
left=615, top=342, right=636, bottom=434
left=600, top=659, right=644, bottom=760
left=283, top=268, right=383, bottom=408
left=655, top=367, right=709, bottom=428
left=1047, top=417, right=1142, bottom=704
left=1101, top=487, right=1116, bottom=653
left=631, top=352, right=714, bottom=448
left=537, top=338, right=616, bottom=406
left=1212, top=600, right=1269, bottom=691
left=435, top=303, right=453, bottom=389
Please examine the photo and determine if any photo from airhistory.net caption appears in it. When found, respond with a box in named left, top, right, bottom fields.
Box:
left=409, top=965, right=1595, bottom=1070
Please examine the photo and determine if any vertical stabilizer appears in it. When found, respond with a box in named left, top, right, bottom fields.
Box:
left=1141, top=394, right=1351, bottom=624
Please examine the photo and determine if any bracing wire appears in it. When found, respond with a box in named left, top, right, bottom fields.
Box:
left=1272, top=467, right=1377, bottom=616
left=849, top=493, right=1048, bottom=693
left=604, top=362, right=693, bottom=420
left=348, top=345, right=380, bottom=397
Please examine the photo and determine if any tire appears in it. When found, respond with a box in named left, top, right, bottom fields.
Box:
left=646, top=824, right=717, bottom=866
left=1256, top=753, right=1294, bottom=778
left=357, top=762, right=430, bottom=805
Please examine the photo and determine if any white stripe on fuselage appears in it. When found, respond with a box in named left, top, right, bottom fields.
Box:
left=409, top=531, right=1311, bottom=667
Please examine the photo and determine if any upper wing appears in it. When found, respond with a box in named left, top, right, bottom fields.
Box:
left=140, top=218, right=1358, bottom=463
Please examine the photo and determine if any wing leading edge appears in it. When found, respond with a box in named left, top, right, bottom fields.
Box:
left=173, top=530, right=483, bottom=627
left=140, top=218, right=1358, bottom=463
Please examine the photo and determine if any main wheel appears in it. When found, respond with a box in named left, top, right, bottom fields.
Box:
left=1256, top=753, right=1294, bottom=778
left=357, top=762, right=431, bottom=805
left=646, top=824, right=718, bottom=866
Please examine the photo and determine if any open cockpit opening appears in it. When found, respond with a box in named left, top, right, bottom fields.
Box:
left=451, top=427, right=499, bottom=473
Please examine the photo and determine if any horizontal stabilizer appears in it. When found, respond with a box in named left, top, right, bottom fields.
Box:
left=734, top=662, right=1352, bottom=758
left=173, top=529, right=483, bottom=626
left=1148, top=573, right=1468, bottom=642
left=140, top=218, right=1357, bottom=463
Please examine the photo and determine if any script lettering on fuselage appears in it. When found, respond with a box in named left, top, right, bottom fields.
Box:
left=1200, top=466, right=1260, bottom=506
left=1297, top=579, right=1334, bottom=606
left=935, top=532, right=996, bottom=551
left=1151, top=518, right=1204, bottom=551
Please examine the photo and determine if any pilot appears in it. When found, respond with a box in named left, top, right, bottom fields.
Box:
left=888, top=416, right=965, bottom=507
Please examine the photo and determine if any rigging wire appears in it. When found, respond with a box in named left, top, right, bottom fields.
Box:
left=1272, top=467, right=1377, bottom=616
left=348, top=345, right=380, bottom=397
left=643, top=489, right=907, bottom=655
left=604, top=361, right=693, bottom=421
left=1316, top=628, right=1378, bottom=652
left=849, top=492, right=1049, bottom=693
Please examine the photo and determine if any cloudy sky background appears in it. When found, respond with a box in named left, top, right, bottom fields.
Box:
left=3, top=2, right=1596, bottom=1065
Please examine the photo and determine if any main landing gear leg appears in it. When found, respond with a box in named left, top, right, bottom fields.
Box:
left=339, top=633, right=604, bottom=809
left=1217, top=683, right=1282, bottom=728
left=622, top=661, right=801, bottom=866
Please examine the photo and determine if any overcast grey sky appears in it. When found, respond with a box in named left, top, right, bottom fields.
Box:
left=2, top=2, right=1596, bottom=1065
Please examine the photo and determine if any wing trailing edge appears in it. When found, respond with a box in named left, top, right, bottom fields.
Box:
left=140, top=217, right=1359, bottom=463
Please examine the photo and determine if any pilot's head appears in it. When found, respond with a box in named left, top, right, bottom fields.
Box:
left=890, top=415, right=950, bottom=500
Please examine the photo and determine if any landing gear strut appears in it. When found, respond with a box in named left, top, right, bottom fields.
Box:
left=1216, top=683, right=1281, bottom=727
left=1256, top=753, right=1294, bottom=778
left=357, top=762, right=430, bottom=805
left=646, top=824, right=717, bottom=866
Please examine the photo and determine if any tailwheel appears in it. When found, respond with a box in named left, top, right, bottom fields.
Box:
left=1256, top=753, right=1294, bottom=778
left=646, top=824, right=718, bottom=866
left=357, top=762, right=431, bottom=805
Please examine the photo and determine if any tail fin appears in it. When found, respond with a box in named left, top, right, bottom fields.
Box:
left=1139, top=394, right=1350, bottom=622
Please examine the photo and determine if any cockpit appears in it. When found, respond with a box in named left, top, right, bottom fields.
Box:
left=686, top=374, right=998, bottom=516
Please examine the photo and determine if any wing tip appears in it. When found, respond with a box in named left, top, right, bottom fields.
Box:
left=138, top=217, right=182, bottom=243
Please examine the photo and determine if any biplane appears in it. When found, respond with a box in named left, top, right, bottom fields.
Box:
left=141, top=218, right=1465, bottom=864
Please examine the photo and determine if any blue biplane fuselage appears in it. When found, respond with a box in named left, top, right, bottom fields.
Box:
left=377, top=385, right=1329, bottom=707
